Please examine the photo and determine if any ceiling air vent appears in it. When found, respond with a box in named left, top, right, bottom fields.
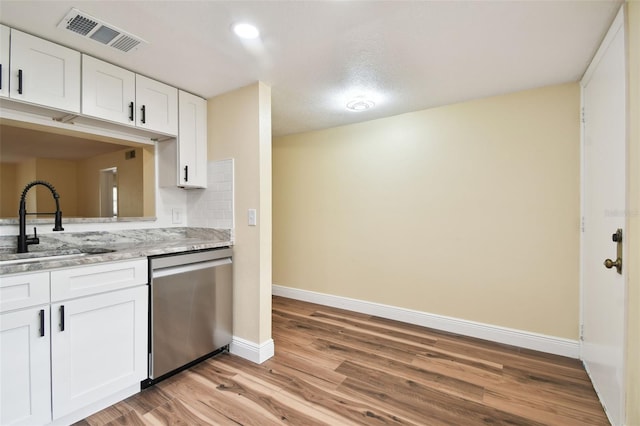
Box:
left=57, top=8, right=147, bottom=53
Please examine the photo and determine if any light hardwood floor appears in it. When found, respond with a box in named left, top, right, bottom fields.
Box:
left=75, top=296, right=608, bottom=425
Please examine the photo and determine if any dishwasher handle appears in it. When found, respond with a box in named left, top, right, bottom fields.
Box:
left=150, top=248, right=232, bottom=269
left=152, top=258, right=231, bottom=278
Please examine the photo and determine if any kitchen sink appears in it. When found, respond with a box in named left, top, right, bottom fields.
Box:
left=0, top=248, right=115, bottom=266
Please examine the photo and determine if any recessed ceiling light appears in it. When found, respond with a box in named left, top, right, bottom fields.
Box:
left=346, top=98, right=375, bottom=111
left=233, top=23, right=260, bottom=39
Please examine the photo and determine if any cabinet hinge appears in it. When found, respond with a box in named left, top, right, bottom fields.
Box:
left=581, top=216, right=585, bottom=233
left=581, top=107, right=585, bottom=124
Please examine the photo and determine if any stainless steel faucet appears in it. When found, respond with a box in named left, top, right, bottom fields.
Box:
left=17, top=180, right=64, bottom=253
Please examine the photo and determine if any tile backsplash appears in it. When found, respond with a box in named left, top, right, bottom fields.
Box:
left=187, top=159, right=234, bottom=229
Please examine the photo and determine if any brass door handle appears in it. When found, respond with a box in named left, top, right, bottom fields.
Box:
left=604, top=228, right=623, bottom=274
left=604, top=257, right=622, bottom=271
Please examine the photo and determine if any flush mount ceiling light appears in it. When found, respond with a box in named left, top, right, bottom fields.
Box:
left=346, top=97, right=376, bottom=111
left=233, top=23, right=260, bottom=39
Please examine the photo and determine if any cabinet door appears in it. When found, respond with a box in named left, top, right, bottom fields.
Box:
left=135, top=74, right=178, bottom=135
left=51, top=286, right=148, bottom=419
left=9, top=29, right=80, bottom=113
left=178, top=90, right=208, bottom=188
left=0, top=306, right=52, bottom=426
left=82, top=55, right=135, bottom=125
left=0, top=24, right=9, bottom=98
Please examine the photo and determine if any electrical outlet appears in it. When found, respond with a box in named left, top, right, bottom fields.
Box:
left=172, top=208, right=184, bottom=224
left=248, top=209, right=257, bottom=226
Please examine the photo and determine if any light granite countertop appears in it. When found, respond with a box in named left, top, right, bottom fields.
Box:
left=0, top=216, right=156, bottom=226
left=0, top=227, right=232, bottom=276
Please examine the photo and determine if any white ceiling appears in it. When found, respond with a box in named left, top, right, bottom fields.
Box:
left=0, top=0, right=622, bottom=137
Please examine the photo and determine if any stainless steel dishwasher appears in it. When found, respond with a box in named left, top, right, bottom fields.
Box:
left=146, top=247, right=232, bottom=385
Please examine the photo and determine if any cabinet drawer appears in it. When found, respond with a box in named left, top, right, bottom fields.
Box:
left=0, top=272, right=50, bottom=312
left=51, top=259, right=147, bottom=301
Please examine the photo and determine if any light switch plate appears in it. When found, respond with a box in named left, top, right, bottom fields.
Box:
left=248, top=209, right=257, bottom=226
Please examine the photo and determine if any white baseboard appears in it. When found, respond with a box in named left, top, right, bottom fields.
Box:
left=230, top=336, right=275, bottom=364
left=272, top=284, right=579, bottom=359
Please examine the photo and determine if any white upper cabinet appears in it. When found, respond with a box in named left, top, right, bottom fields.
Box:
left=82, top=55, right=135, bottom=125
left=178, top=90, right=208, bottom=188
left=2, top=26, right=184, bottom=140
left=0, top=25, right=9, bottom=98
left=136, top=74, right=178, bottom=135
left=9, top=29, right=80, bottom=113
left=82, top=55, right=178, bottom=136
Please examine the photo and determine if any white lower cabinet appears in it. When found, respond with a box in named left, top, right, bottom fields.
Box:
left=51, top=285, right=148, bottom=419
left=0, top=306, right=52, bottom=426
left=0, top=258, right=148, bottom=426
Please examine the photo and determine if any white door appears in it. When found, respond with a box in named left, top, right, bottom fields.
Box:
left=0, top=306, right=52, bottom=426
left=99, top=167, right=118, bottom=217
left=581, top=7, right=626, bottom=426
left=51, top=286, right=148, bottom=419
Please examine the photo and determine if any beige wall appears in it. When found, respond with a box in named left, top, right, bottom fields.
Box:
left=34, top=158, right=78, bottom=217
left=76, top=147, right=147, bottom=217
left=274, top=83, right=580, bottom=339
left=0, top=163, right=17, bottom=217
left=3, top=158, right=78, bottom=217
left=625, top=1, right=639, bottom=424
left=208, top=82, right=273, bottom=345
left=15, top=159, right=36, bottom=213
left=1, top=147, right=153, bottom=219
left=142, top=146, right=155, bottom=217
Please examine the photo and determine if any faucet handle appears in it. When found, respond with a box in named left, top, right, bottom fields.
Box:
left=28, top=227, right=40, bottom=245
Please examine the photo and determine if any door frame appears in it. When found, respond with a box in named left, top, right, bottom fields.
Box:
left=99, top=167, right=118, bottom=217
left=579, top=5, right=628, bottom=425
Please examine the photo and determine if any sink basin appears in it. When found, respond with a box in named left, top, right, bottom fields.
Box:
left=0, top=248, right=115, bottom=266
